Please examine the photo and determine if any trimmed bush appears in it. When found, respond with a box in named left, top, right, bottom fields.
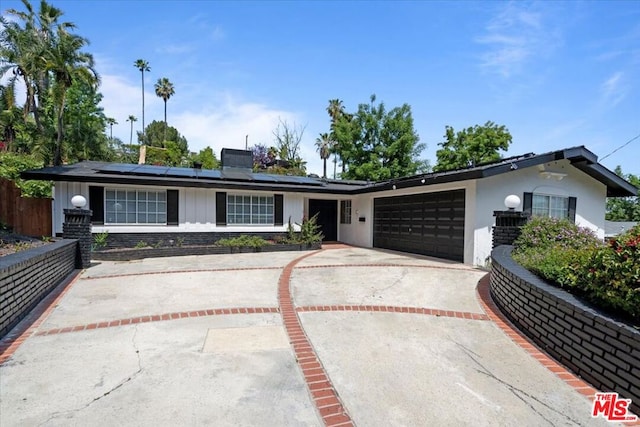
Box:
left=569, top=225, right=640, bottom=320
left=216, top=235, right=267, bottom=248
left=512, top=217, right=639, bottom=322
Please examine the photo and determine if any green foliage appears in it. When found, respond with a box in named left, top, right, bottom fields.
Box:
left=216, top=235, right=268, bottom=248
left=568, top=226, right=640, bottom=320
left=434, top=121, right=512, bottom=172
left=190, top=146, right=219, bottom=169
left=140, top=120, right=188, bottom=150
left=606, top=166, right=640, bottom=221
left=135, top=241, right=148, bottom=248
left=297, top=214, right=324, bottom=244
left=513, top=217, right=640, bottom=321
left=514, top=217, right=600, bottom=251
left=0, top=152, right=52, bottom=197
left=92, top=231, right=108, bottom=251
left=332, top=94, right=426, bottom=181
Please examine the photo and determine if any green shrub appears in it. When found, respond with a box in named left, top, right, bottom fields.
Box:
left=298, top=213, right=324, bottom=244
left=513, top=217, right=639, bottom=322
left=216, top=235, right=268, bottom=248
left=569, top=226, right=640, bottom=320
left=0, top=152, right=52, bottom=198
left=514, top=216, right=600, bottom=251
left=92, top=231, right=109, bottom=251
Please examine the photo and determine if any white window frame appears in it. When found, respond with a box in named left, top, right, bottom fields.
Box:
left=105, top=189, right=167, bottom=225
left=340, top=200, right=352, bottom=224
left=227, top=194, right=274, bottom=225
left=532, top=194, right=569, bottom=219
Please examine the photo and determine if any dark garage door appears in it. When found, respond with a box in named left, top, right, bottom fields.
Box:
left=373, top=189, right=465, bottom=262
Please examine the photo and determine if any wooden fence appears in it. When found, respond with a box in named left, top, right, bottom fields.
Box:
left=0, top=178, right=52, bottom=237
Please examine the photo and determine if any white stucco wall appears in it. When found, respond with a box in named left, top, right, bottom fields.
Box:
left=338, top=194, right=373, bottom=247
left=473, top=159, right=607, bottom=266
left=53, top=182, right=305, bottom=235
left=338, top=181, right=477, bottom=264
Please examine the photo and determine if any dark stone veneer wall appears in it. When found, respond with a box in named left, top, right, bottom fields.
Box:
left=490, top=245, right=640, bottom=414
left=0, top=240, right=77, bottom=338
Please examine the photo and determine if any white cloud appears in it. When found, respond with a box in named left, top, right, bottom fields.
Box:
left=601, top=71, right=627, bottom=107
left=476, top=3, right=561, bottom=78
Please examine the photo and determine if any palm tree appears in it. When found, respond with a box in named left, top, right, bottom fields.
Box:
left=106, top=117, right=117, bottom=140
left=133, top=59, right=150, bottom=143
left=45, top=26, right=99, bottom=165
left=315, top=132, right=332, bottom=179
left=154, top=77, right=175, bottom=143
left=327, top=99, right=346, bottom=178
left=126, top=115, right=137, bottom=144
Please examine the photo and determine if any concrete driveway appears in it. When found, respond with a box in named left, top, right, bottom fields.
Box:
left=0, top=246, right=617, bottom=426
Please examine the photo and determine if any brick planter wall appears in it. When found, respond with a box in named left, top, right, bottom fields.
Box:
left=0, top=240, right=77, bottom=338
left=92, top=242, right=322, bottom=261
left=95, top=231, right=289, bottom=250
left=490, top=245, right=640, bottom=414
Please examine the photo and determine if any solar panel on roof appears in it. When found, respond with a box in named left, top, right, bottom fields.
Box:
left=222, top=170, right=253, bottom=181
left=165, top=167, right=197, bottom=178
left=132, top=165, right=170, bottom=175
left=251, top=174, right=276, bottom=182
left=197, top=169, right=222, bottom=179
left=98, top=164, right=139, bottom=174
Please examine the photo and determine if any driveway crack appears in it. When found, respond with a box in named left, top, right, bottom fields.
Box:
left=361, top=267, right=408, bottom=304
left=454, top=341, right=583, bottom=427
left=38, top=326, right=144, bottom=426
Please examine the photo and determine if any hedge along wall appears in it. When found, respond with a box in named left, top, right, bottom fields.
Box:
left=0, top=240, right=78, bottom=338
left=490, top=245, right=640, bottom=414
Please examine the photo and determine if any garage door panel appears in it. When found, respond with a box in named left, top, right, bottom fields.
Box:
left=373, top=189, right=465, bottom=262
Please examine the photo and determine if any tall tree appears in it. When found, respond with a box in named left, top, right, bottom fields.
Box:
left=106, top=117, right=117, bottom=140
left=154, top=77, right=174, bottom=143
left=272, top=118, right=306, bottom=174
left=332, top=94, right=426, bottom=181
left=126, top=115, right=137, bottom=144
left=45, top=28, right=98, bottom=165
left=315, top=132, right=332, bottom=179
left=606, top=166, right=640, bottom=221
left=327, top=99, right=346, bottom=178
left=63, top=78, right=110, bottom=162
left=433, top=121, right=512, bottom=172
left=133, top=59, right=150, bottom=143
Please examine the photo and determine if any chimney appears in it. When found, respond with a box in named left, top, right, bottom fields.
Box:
left=221, top=148, right=253, bottom=171
left=138, top=145, right=146, bottom=165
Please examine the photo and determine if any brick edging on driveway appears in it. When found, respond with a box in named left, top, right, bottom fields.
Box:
left=278, top=249, right=355, bottom=427
left=476, top=273, right=640, bottom=425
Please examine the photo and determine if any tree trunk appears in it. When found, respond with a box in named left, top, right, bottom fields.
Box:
left=163, top=100, right=167, bottom=143
left=54, top=106, right=64, bottom=166
left=323, top=158, right=327, bottom=179
left=141, top=71, right=145, bottom=144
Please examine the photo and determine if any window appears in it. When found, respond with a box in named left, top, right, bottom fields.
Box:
left=105, top=189, right=167, bottom=224
left=532, top=194, right=569, bottom=219
left=340, top=200, right=352, bottom=224
left=227, top=194, right=274, bottom=225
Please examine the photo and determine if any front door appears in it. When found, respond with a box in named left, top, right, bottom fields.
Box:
left=308, top=199, right=338, bottom=241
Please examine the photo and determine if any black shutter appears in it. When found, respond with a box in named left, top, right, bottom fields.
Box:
left=167, top=190, right=179, bottom=226
left=274, top=194, right=283, bottom=226
left=216, top=192, right=227, bottom=226
left=568, top=197, right=577, bottom=223
left=89, top=186, right=104, bottom=224
left=523, top=192, right=533, bottom=217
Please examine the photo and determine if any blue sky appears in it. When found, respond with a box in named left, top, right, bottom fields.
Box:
left=3, top=1, right=640, bottom=177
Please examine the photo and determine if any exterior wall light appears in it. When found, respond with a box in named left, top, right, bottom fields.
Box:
left=504, top=194, right=520, bottom=210
left=71, top=195, right=87, bottom=209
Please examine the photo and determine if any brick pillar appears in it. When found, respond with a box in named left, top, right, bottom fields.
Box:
left=63, top=208, right=92, bottom=268
left=492, top=210, right=529, bottom=248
